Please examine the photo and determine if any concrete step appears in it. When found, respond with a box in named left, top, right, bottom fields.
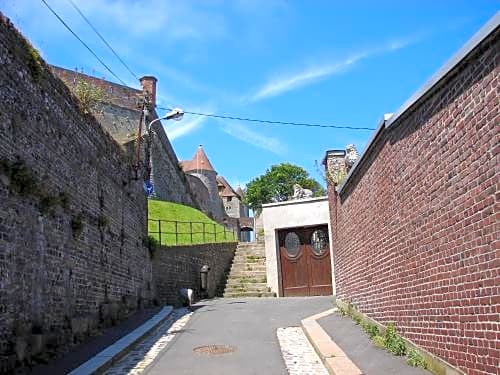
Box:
left=234, top=251, right=266, bottom=258
left=234, top=254, right=266, bottom=260
left=230, top=264, right=266, bottom=270
left=230, top=268, right=266, bottom=276
left=227, top=272, right=267, bottom=282
left=223, top=291, right=276, bottom=298
left=231, top=260, right=266, bottom=266
left=227, top=275, right=267, bottom=282
left=226, top=278, right=267, bottom=289
left=224, top=285, right=269, bottom=293
left=237, top=242, right=264, bottom=247
left=228, top=273, right=267, bottom=279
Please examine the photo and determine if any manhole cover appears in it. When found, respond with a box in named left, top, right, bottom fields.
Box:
left=193, top=345, right=237, bottom=356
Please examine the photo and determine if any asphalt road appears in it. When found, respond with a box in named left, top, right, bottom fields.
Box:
left=145, top=296, right=334, bottom=375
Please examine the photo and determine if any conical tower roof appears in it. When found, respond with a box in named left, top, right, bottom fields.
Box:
left=180, top=145, right=215, bottom=172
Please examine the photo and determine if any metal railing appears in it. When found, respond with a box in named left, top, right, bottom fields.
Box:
left=148, top=219, right=237, bottom=246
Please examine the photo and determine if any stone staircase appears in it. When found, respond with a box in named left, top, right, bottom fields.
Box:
left=223, top=242, right=276, bottom=298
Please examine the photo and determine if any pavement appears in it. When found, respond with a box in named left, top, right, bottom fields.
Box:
left=317, top=312, right=429, bottom=375
left=144, top=296, right=334, bottom=375
left=31, top=306, right=162, bottom=375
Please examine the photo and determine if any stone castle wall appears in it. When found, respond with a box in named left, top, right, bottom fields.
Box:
left=189, top=170, right=224, bottom=221
left=51, top=66, right=201, bottom=209
left=149, top=122, right=200, bottom=207
left=152, top=242, right=237, bottom=306
left=186, top=175, right=211, bottom=216
left=326, top=27, right=498, bottom=375
left=0, top=14, right=154, bottom=368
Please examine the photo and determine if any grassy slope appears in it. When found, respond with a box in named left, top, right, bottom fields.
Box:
left=148, top=199, right=236, bottom=246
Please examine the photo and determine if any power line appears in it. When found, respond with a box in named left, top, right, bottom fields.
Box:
left=65, top=0, right=139, bottom=81
left=40, top=0, right=128, bottom=86
left=157, top=106, right=375, bottom=131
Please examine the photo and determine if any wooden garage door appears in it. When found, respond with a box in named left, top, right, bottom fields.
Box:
left=278, top=226, right=332, bottom=297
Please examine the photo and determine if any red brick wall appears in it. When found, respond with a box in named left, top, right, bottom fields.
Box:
left=329, top=30, right=499, bottom=374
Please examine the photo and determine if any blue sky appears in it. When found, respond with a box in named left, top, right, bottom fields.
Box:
left=2, top=1, right=498, bottom=189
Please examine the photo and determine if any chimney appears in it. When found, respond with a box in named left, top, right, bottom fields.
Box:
left=140, top=75, right=157, bottom=109
left=322, top=149, right=347, bottom=187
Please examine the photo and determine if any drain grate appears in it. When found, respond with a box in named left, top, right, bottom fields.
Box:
left=193, top=344, right=237, bottom=356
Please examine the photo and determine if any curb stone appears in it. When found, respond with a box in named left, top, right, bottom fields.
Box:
left=69, top=305, right=173, bottom=375
left=301, top=308, right=363, bottom=375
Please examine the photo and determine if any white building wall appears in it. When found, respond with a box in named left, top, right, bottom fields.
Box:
left=262, top=197, right=333, bottom=296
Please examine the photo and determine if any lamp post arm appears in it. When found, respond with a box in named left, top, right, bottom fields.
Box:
left=147, top=117, right=163, bottom=134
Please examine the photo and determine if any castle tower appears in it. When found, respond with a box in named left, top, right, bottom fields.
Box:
left=181, top=145, right=224, bottom=221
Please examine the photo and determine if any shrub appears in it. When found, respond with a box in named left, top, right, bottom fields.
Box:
left=407, top=349, right=427, bottom=369
left=8, top=160, right=37, bottom=196
left=362, top=322, right=380, bottom=339
left=98, top=214, right=109, bottom=228
left=338, top=307, right=349, bottom=317
left=384, top=323, right=406, bottom=356
left=353, top=314, right=362, bottom=325
left=74, top=79, right=106, bottom=114
left=143, top=235, right=159, bottom=258
left=71, top=214, right=85, bottom=237
left=372, top=335, right=385, bottom=348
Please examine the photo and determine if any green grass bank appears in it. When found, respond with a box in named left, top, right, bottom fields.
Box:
left=148, top=199, right=236, bottom=246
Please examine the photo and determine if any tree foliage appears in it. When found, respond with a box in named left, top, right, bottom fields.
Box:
left=244, top=163, right=325, bottom=211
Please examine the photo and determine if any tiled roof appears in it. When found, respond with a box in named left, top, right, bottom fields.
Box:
left=216, top=176, right=238, bottom=197
left=180, top=146, right=216, bottom=172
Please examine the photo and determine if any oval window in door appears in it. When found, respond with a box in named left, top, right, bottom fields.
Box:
left=284, top=232, right=300, bottom=257
left=311, top=229, right=328, bottom=255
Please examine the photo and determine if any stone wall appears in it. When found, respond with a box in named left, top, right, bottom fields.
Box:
left=0, top=14, right=154, bottom=369
left=326, top=26, right=498, bottom=374
left=152, top=242, right=237, bottom=306
left=51, top=66, right=201, bottom=208
left=188, top=170, right=225, bottom=221
left=149, top=121, right=200, bottom=207
left=186, top=175, right=211, bottom=217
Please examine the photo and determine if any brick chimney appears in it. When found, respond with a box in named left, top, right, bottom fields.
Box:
left=322, top=149, right=347, bottom=187
left=140, top=75, right=157, bottom=109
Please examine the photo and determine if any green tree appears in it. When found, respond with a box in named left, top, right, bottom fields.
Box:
left=244, top=163, right=325, bottom=212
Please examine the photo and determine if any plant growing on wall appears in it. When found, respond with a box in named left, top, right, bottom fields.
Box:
left=74, top=79, right=106, bottom=114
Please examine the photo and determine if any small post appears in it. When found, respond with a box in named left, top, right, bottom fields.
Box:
left=158, top=220, right=162, bottom=245
left=224, top=226, right=226, bottom=240
left=214, top=223, right=216, bottom=242
left=175, top=221, right=178, bottom=245
left=190, top=222, right=193, bottom=244
left=203, top=223, right=206, bottom=243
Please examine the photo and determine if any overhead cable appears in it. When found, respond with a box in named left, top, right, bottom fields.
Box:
left=40, top=0, right=128, bottom=86
left=157, top=106, right=375, bottom=131
left=66, top=0, right=139, bottom=81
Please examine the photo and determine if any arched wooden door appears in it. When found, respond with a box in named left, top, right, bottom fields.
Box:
left=278, top=225, right=332, bottom=297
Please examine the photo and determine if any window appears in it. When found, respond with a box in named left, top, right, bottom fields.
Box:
left=284, top=232, right=300, bottom=257
left=310, top=229, right=328, bottom=255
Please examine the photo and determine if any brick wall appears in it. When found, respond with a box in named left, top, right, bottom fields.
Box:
left=152, top=242, right=237, bottom=306
left=0, top=14, right=155, bottom=369
left=326, top=28, right=498, bottom=374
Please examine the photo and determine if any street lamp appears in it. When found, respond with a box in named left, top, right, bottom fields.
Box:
left=143, top=107, right=184, bottom=195
left=147, top=107, right=184, bottom=134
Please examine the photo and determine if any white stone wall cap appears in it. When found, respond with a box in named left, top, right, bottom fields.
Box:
left=262, top=196, right=328, bottom=208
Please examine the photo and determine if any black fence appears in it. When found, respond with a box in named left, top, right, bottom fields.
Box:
left=148, top=219, right=237, bottom=246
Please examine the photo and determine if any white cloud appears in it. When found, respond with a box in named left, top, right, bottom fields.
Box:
left=164, top=116, right=205, bottom=141
left=220, top=122, right=287, bottom=156
left=251, top=36, right=420, bottom=101
left=251, top=56, right=361, bottom=101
